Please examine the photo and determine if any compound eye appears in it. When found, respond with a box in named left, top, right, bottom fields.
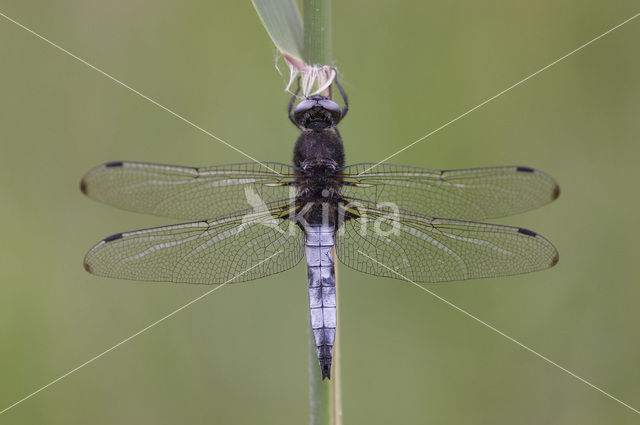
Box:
left=317, top=99, right=341, bottom=114
left=293, top=99, right=317, bottom=114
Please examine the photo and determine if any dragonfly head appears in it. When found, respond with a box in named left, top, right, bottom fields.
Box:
left=294, top=95, right=342, bottom=130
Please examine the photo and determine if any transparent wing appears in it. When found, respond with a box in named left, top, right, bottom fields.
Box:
left=340, top=163, right=559, bottom=220
left=80, top=161, right=298, bottom=220
left=336, top=200, right=558, bottom=283
left=84, top=201, right=304, bottom=284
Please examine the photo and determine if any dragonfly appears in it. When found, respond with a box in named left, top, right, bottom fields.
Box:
left=81, top=78, right=559, bottom=379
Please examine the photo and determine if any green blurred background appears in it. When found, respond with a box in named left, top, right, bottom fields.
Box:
left=1, top=1, right=639, bottom=424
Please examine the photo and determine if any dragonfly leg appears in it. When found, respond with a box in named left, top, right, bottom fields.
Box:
left=333, top=71, right=348, bottom=120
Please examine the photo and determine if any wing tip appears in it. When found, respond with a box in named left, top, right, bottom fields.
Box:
left=517, top=227, right=560, bottom=270
left=516, top=166, right=560, bottom=202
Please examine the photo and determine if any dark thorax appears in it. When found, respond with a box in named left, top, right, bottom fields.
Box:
left=291, top=95, right=346, bottom=228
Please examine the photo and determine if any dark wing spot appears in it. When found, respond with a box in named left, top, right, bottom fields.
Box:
left=550, top=252, right=560, bottom=267
left=552, top=184, right=560, bottom=200
left=83, top=261, right=93, bottom=273
left=105, top=161, right=124, bottom=168
left=103, top=233, right=123, bottom=242
left=516, top=166, right=534, bottom=173
left=80, top=179, right=88, bottom=194
left=517, top=227, right=537, bottom=237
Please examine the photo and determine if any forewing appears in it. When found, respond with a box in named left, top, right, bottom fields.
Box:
left=341, top=163, right=559, bottom=220
left=81, top=161, right=298, bottom=220
left=336, top=201, right=558, bottom=283
left=84, top=203, right=304, bottom=284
